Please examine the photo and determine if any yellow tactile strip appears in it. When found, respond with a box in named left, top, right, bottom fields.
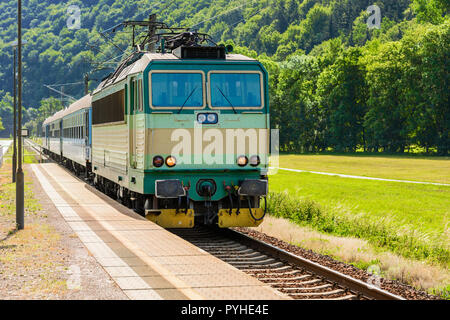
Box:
left=31, top=163, right=289, bottom=300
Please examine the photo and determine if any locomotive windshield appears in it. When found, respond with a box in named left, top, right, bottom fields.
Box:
left=151, top=72, right=204, bottom=108
left=209, top=72, right=262, bottom=108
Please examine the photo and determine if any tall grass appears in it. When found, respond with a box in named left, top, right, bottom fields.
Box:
left=266, top=192, right=449, bottom=267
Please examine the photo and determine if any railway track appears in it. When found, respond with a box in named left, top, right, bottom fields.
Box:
left=170, top=227, right=405, bottom=300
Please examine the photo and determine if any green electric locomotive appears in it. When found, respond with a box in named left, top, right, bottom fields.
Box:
left=44, top=20, right=271, bottom=228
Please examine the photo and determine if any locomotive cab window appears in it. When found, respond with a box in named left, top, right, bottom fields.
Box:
left=132, top=79, right=143, bottom=112
left=150, top=71, right=205, bottom=109
left=208, top=72, right=263, bottom=109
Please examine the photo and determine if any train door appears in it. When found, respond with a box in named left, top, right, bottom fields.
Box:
left=45, top=125, right=49, bottom=148
left=84, top=109, right=90, bottom=162
left=129, top=77, right=137, bottom=169
left=59, top=120, right=63, bottom=158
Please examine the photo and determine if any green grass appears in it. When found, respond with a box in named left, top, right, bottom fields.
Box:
left=277, top=154, right=450, bottom=184
left=0, top=144, right=39, bottom=219
left=0, top=151, right=41, bottom=219
left=268, top=170, right=450, bottom=266
left=431, top=285, right=450, bottom=300
left=1, top=144, right=39, bottom=165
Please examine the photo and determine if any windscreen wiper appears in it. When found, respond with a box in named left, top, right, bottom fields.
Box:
left=178, top=87, right=197, bottom=114
left=217, top=87, right=237, bottom=114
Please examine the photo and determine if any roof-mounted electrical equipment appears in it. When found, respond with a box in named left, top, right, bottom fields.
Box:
left=173, top=46, right=226, bottom=60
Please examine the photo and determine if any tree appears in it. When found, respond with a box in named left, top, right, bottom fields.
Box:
left=363, top=41, right=411, bottom=153
left=37, top=97, right=64, bottom=124
left=401, top=21, right=450, bottom=154
left=297, top=4, right=332, bottom=53
left=317, top=48, right=367, bottom=152
left=0, top=92, right=13, bottom=138
left=411, top=0, right=449, bottom=24
left=275, top=54, right=322, bottom=152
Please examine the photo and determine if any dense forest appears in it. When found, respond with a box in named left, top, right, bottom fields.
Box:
left=0, top=0, right=448, bottom=154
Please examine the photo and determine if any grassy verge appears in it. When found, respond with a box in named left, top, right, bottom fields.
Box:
left=0, top=147, right=68, bottom=298
left=255, top=215, right=450, bottom=298
left=1, top=145, right=40, bottom=165
left=278, top=154, right=450, bottom=184
left=266, top=191, right=449, bottom=266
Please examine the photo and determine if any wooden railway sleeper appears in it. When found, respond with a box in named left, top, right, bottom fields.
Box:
left=213, top=251, right=261, bottom=258
left=208, top=248, right=254, bottom=255
left=266, top=279, right=322, bottom=286
left=245, top=266, right=297, bottom=274
left=287, top=289, right=345, bottom=297
left=222, top=254, right=271, bottom=262
left=232, top=261, right=284, bottom=268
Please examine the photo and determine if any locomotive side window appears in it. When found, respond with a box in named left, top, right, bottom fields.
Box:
left=132, top=79, right=143, bottom=112
left=92, top=89, right=125, bottom=125
left=209, top=72, right=263, bottom=109
left=138, top=79, right=143, bottom=112
left=150, top=72, right=205, bottom=109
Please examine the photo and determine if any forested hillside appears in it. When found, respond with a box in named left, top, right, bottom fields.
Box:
left=0, top=0, right=448, bottom=154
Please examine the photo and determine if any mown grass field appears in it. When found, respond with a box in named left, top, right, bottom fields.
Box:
left=268, top=155, right=450, bottom=266
left=270, top=171, right=449, bottom=234
left=277, top=154, right=450, bottom=184
left=267, top=154, right=449, bottom=297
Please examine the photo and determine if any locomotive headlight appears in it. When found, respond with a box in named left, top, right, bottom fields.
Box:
left=237, top=155, right=248, bottom=167
left=197, top=114, right=207, bottom=124
left=249, top=155, right=260, bottom=167
left=197, top=113, right=218, bottom=124
left=165, top=156, right=177, bottom=167
left=153, top=156, right=164, bottom=167
left=207, top=113, right=217, bottom=123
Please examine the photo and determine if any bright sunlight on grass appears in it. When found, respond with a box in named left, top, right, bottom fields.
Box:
left=278, top=154, right=450, bottom=184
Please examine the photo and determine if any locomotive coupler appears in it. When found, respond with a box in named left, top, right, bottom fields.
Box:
left=202, top=184, right=215, bottom=225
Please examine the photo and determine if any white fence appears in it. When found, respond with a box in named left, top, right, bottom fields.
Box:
left=0, top=145, right=3, bottom=168
left=0, top=141, right=12, bottom=168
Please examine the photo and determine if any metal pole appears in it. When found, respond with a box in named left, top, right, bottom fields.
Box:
left=84, top=73, right=89, bottom=95
left=148, top=14, right=156, bottom=53
left=12, top=47, right=17, bottom=183
left=16, top=0, right=24, bottom=230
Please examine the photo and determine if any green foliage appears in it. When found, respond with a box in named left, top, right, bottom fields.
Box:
left=24, top=97, right=63, bottom=136
left=270, top=18, right=449, bottom=154
left=0, top=0, right=447, bottom=153
left=412, top=0, right=449, bottom=24
left=0, top=92, right=14, bottom=138
left=37, top=97, right=64, bottom=123
left=317, top=48, right=366, bottom=152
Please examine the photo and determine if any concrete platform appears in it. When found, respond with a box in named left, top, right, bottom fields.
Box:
left=31, top=163, right=289, bottom=300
